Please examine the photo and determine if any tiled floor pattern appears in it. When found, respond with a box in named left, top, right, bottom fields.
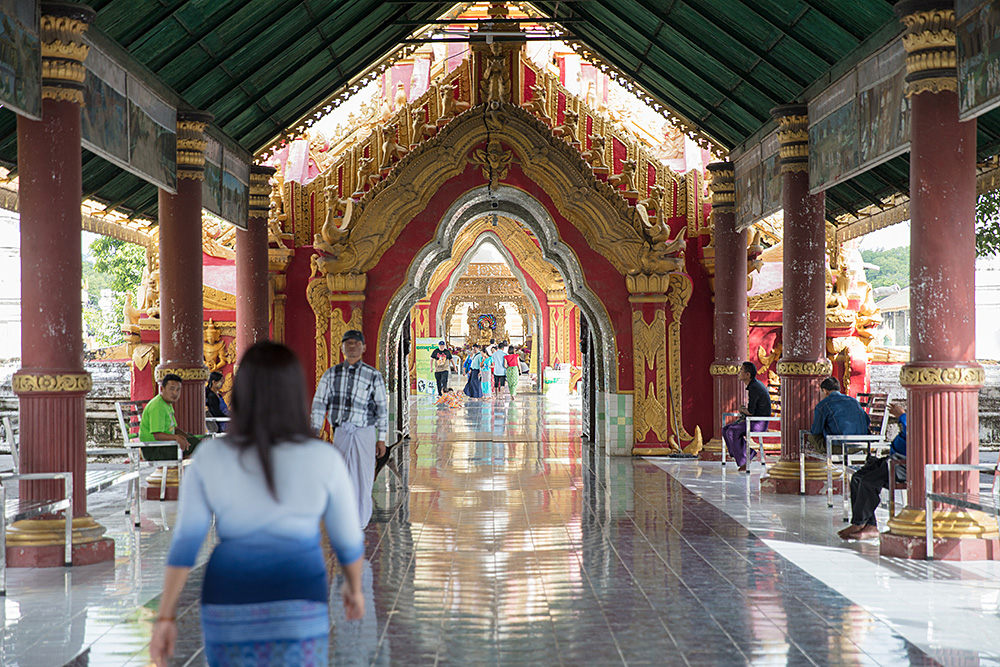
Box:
left=0, top=394, right=994, bottom=665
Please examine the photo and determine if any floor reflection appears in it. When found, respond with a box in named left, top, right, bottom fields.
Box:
left=357, top=395, right=937, bottom=666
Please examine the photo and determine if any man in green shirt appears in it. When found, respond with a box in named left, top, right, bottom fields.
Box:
left=140, top=374, right=196, bottom=455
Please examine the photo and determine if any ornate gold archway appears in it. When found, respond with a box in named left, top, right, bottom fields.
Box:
left=308, top=103, right=693, bottom=454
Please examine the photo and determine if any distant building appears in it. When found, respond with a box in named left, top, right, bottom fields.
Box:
left=0, top=209, right=18, bottom=360
left=874, top=264, right=1000, bottom=360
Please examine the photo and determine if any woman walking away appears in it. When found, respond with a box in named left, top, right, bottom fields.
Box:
left=150, top=341, right=365, bottom=667
left=463, top=344, right=484, bottom=400
left=504, top=346, right=520, bottom=398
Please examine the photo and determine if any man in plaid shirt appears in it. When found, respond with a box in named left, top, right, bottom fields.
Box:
left=310, top=329, right=388, bottom=529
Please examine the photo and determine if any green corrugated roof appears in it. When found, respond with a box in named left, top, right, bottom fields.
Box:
left=0, top=1, right=995, bottom=224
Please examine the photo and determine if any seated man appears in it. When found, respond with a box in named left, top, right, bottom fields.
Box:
left=139, top=374, right=198, bottom=459
left=722, top=362, right=772, bottom=471
left=805, top=377, right=870, bottom=453
left=839, top=402, right=906, bottom=541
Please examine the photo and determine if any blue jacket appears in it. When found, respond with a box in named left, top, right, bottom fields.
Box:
left=810, top=391, right=870, bottom=437
left=890, top=414, right=906, bottom=458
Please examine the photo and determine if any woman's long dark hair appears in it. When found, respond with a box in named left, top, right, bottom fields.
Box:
left=227, top=341, right=313, bottom=498
left=206, top=371, right=223, bottom=398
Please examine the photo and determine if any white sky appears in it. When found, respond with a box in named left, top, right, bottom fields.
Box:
left=858, top=220, right=909, bottom=251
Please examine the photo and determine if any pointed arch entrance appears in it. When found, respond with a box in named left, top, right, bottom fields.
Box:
left=303, top=103, right=708, bottom=454
left=431, top=231, right=544, bottom=359
left=378, top=185, right=611, bottom=391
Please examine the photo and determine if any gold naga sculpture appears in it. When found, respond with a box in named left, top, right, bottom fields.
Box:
left=354, top=155, right=376, bottom=196
left=312, top=184, right=356, bottom=277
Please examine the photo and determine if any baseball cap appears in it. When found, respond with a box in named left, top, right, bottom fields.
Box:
left=342, top=330, right=365, bottom=343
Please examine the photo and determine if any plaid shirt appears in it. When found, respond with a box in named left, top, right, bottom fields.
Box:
left=311, top=360, right=389, bottom=440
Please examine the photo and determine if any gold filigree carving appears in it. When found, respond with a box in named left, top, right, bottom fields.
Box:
left=748, top=287, right=783, bottom=311
left=632, top=308, right=669, bottom=443
left=154, top=367, right=210, bottom=382
left=709, top=364, right=740, bottom=376
left=203, top=285, right=236, bottom=310
left=12, top=373, right=92, bottom=394
left=899, top=365, right=985, bottom=387
left=468, top=139, right=514, bottom=190
left=341, top=103, right=652, bottom=277
left=776, top=360, right=833, bottom=376
left=667, top=272, right=693, bottom=442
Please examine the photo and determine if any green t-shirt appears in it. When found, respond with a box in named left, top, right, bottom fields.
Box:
left=139, top=394, right=176, bottom=442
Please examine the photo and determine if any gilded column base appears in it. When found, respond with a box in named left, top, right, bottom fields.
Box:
left=145, top=466, right=181, bottom=501
left=760, top=459, right=843, bottom=495
left=699, top=437, right=724, bottom=462
left=881, top=508, right=1000, bottom=560
left=6, top=516, right=106, bottom=546
left=5, top=516, right=114, bottom=568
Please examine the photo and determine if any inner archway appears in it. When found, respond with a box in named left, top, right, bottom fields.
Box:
left=434, top=232, right=543, bottom=348
left=378, top=184, right=616, bottom=403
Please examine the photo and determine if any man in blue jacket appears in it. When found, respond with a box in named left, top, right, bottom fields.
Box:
left=805, top=377, right=870, bottom=452
left=839, top=402, right=906, bottom=541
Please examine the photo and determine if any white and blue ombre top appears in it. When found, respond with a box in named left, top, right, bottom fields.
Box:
left=167, top=437, right=365, bottom=606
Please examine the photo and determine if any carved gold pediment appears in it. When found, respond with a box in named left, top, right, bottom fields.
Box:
left=338, top=103, right=650, bottom=276
left=204, top=285, right=236, bottom=310
left=749, top=288, right=782, bottom=311
left=427, top=215, right=564, bottom=295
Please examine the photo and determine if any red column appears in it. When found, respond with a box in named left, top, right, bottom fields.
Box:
left=703, top=162, right=745, bottom=461
left=8, top=3, right=113, bottom=567
left=156, top=112, right=213, bottom=435
left=881, top=1, right=997, bottom=560
left=236, top=165, right=276, bottom=357
left=760, top=106, right=840, bottom=495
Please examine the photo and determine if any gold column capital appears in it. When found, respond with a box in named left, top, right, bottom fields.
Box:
left=895, top=1, right=957, bottom=97
left=249, top=164, right=277, bottom=218
left=706, top=162, right=735, bottom=215
left=154, top=366, right=210, bottom=382
left=625, top=273, right=672, bottom=295
left=176, top=111, right=214, bottom=181
left=771, top=105, right=809, bottom=175
left=12, top=371, right=92, bottom=394
left=776, top=359, right=832, bottom=377
left=899, top=363, right=985, bottom=387
left=40, top=2, right=96, bottom=106
left=325, top=272, right=367, bottom=294
left=709, top=363, right=741, bottom=376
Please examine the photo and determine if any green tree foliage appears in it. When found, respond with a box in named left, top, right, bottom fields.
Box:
left=976, top=191, right=1000, bottom=257
left=82, top=236, right=146, bottom=347
left=860, top=246, right=909, bottom=289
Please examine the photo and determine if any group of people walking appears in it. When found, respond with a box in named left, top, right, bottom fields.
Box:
left=722, top=362, right=907, bottom=542
left=461, top=341, right=526, bottom=401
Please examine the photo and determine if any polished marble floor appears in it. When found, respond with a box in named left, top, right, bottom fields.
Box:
left=2, top=393, right=999, bottom=665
